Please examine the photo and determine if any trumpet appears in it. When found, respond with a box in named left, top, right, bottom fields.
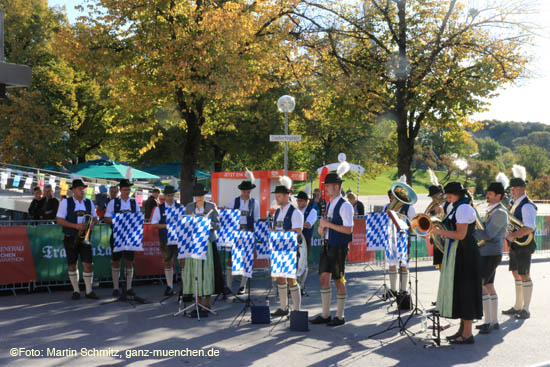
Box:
left=78, top=214, right=94, bottom=246
left=411, top=194, right=447, bottom=252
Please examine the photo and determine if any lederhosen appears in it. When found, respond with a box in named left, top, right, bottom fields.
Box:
left=234, top=197, right=255, bottom=232
left=158, top=202, right=181, bottom=263
left=319, top=198, right=352, bottom=280
left=508, top=197, right=537, bottom=275
left=445, top=200, right=483, bottom=320
left=110, top=198, right=138, bottom=262
left=433, top=201, right=450, bottom=266
left=63, top=198, right=94, bottom=266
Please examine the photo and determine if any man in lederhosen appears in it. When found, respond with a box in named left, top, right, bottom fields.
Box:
left=296, top=190, right=317, bottom=295
left=383, top=189, right=416, bottom=298
left=310, top=171, right=353, bottom=326
left=104, top=179, right=141, bottom=298
left=229, top=176, right=260, bottom=295
left=56, top=179, right=99, bottom=300
left=473, top=182, right=508, bottom=333
left=151, top=185, right=184, bottom=296
left=502, top=174, right=537, bottom=320
left=270, top=177, right=304, bottom=318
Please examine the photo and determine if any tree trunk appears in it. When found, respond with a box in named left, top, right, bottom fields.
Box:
left=213, top=144, right=226, bottom=172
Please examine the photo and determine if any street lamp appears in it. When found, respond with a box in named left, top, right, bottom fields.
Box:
left=277, top=95, right=295, bottom=176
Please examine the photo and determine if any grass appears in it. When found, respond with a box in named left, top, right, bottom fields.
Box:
left=294, top=168, right=465, bottom=196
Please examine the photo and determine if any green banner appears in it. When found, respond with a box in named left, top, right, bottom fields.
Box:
left=27, top=224, right=113, bottom=282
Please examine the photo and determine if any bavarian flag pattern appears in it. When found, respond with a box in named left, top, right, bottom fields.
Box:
left=165, top=206, right=187, bottom=245
left=112, top=212, right=144, bottom=252
left=218, top=209, right=240, bottom=248
left=269, top=231, right=298, bottom=279
left=254, top=220, right=271, bottom=259
left=178, top=216, right=211, bottom=260
left=232, top=231, right=256, bottom=278
left=365, top=212, right=390, bottom=251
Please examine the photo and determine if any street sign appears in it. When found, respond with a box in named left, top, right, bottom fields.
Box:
left=269, top=135, right=302, bottom=142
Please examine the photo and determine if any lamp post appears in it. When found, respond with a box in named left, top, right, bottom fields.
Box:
left=277, top=95, right=295, bottom=176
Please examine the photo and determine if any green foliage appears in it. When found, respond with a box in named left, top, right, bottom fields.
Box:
left=528, top=174, right=550, bottom=200
left=475, top=137, right=504, bottom=161
left=515, top=145, right=550, bottom=180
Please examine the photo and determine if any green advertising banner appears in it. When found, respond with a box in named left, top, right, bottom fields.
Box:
left=27, top=224, right=113, bottom=282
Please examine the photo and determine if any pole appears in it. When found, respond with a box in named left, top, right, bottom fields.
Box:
left=0, top=10, right=4, bottom=62
left=284, top=112, right=288, bottom=176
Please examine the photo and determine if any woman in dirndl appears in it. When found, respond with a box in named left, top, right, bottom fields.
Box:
left=431, top=182, right=482, bottom=344
left=183, top=183, right=220, bottom=318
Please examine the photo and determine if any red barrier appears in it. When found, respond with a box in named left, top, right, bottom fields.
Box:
left=134, top=224, right=165, bottom=276
left=0, top=226, right=37, bottom=284
left=348, top=218, right=376, bottom=263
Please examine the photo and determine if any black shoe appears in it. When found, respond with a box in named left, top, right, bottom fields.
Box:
left=502, top=307, right=520, bottom=315
left=164, top=287, right=175, bottom=296
left=327, top=317, right=345, bottom=326
left=516, top=309, right=530, bottom=319
left=222, top=286, right=231, bottom=296
left=126, top=288, right=136, bottom=296
left=446, top=331, right=463, bottom=341
left=475, top=323, right=489, bottom=330
left=385, top=289, right=397, bottom=299
left=270, top=308, right=289, bottom=317
left=449, top=335, right=475, bottom=344
left=493, top=322, right=500, bottom=330
left=237, top=286, right=245, bottom=295
left=71, top=292, right=80, bottom=300
left=112, top=289, right=120, bottom=298
left=85, top=291, right=99, bottom=300
left=478, top=324, right=492, bottom=334
left=431, top=301, right=437, bottom=306
left=310, top=315, right=332, bottom=324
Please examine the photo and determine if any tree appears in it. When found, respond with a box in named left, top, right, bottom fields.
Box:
left=528, top=174, right=550, bottom=201
left=296, top=0, right=534, bottom=184
left=78, top=0, right=305, bottom=203
left=515, top=145, right=550, bottom=180
left=512, top=131, right=550, bottom=151
left=475, top=137, right=503, bottom=161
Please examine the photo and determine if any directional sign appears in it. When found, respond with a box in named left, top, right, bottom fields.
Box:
left=269, top=135, right=302, bottom=142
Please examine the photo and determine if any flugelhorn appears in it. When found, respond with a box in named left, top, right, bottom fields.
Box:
left=79, top=214, right=94, bottom=246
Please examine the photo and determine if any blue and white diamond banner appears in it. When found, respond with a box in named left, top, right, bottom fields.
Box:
left=397, top=229, right=409, bottom=265
left=166, top=207, right=187, bottom=245
left=270, top=231, right=298, bottom=279
left=178, top=216, right=211, bottom=260
left=218, top=209, right=240, bottom=248
left=254, top=220, right=271, bottom=259
left=231, top=231, right=256, bottom=277
left=112, top=212, right=144, bottom=252
left=365, top=212, right=390, bottom=251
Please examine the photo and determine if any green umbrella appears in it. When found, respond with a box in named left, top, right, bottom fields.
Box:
left=72, top=160, right=159, bottom=180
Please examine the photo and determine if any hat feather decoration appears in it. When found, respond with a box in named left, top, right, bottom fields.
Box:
left=336, top=161, right=350, bottom=178
left=279, top=176, right=292, bottom=191
left=70, top=174, right=82, bottom=180
left=125, top=167, right=133, bottom=180
left=245, top=168, right=255, bottom=183
left=496, top=172, right=510, bottom=189
left=169, top=176, right=179, bottom=191
left=428, top=168, right=439, bottom=186
left=512, top=164, right=526, bottom=181
left=398, top=174, right=407, bottom=184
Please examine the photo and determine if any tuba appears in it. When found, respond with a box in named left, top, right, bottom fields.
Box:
left=506, top=211, right=534, bottom=246
left=387, top=182, right=418, bottom=214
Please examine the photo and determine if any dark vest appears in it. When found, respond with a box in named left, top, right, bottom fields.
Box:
left=274, top=204, right=296, bottom=231
left=234, top=197, right=255, bottom=231
left=328, top=197, right=352, bottom=247
left=158, top=202, right=181, bottom=243
left=399, top=203, right=410, bottom=217
left=63, top=198, right=92, bottom=236
left=511, top=196, right=537, bottom=249
left=114, top=197, right=137, bottom=214
left=301, top=204, right=314, bottom=243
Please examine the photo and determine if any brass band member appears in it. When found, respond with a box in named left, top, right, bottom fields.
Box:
left=270, top=176, right=304, bottom=318
left=296, top=190, right=317, bottom=294
left=56, top=179, right=99, bottom=300
left=473, top=182, right=508, bottom=334
left=428, top=185, right=450, bottom=268
left=310, top=167, right=353, bottom=327
left=431, top=182, right=482, bottom=344
left=502, top=166, right=537, bottom=320
left=104, top=179, right=140, bottom=298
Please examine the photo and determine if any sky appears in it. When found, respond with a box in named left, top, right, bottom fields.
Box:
left=49, top=0, right=550, bottom=125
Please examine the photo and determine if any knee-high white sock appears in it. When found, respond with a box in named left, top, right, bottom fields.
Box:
left=399, top=270, right=408, bottom=292
left=482, top=294, right=491, bottom=324
left=226, top=266, right=233, bottom=288
left=278, top=283, right=288, bottom=311
left=389, top=270, right=398, bottom=291
left=83, top=272, right=93, bottom=294
left=490, top=294, right=499, bottom=324
left=68, top=270, right=80, bottom=293
left=164, top=267, right=174, bottom=288
left=514, top=280, right=523, bottom=310
left=321, top=288, right=331, bottom=318
left=112, top=267, right=120, bottom=290
left=523, top=280, right=533, bottom=312
left=240, top=276, right=248, bottom=289
left=125, top=266, right=134, bottom=290
left=336, top=293, right=347, bottom=320
left=289, top=284, right=301, bottom=311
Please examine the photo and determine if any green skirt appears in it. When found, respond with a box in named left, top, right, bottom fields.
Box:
left=183, top=241, right=215, bottom=297
left=436, top=239, right=458, bottom=318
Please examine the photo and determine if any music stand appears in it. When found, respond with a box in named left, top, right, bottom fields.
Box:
left=231, top=276, right=255, bottom=327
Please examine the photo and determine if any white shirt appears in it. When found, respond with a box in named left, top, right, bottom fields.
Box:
left=299, top=206, right=318, bottom=227
left=56, top=197, right=97, bottom=224
left=511, top=194, right=537, bottom=230
left=449, top=204, right=476, bottom=224
left=151, top=201, right=178, bottom=225
left=274, top=203, right=304, bottom=231
left=104, top=197, right=139, bottom=218
left=383, top=203, right=416, bottom=221
left=234, top=197, right=260, bottom=224
left=325, top=196, right=354, bottom=239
